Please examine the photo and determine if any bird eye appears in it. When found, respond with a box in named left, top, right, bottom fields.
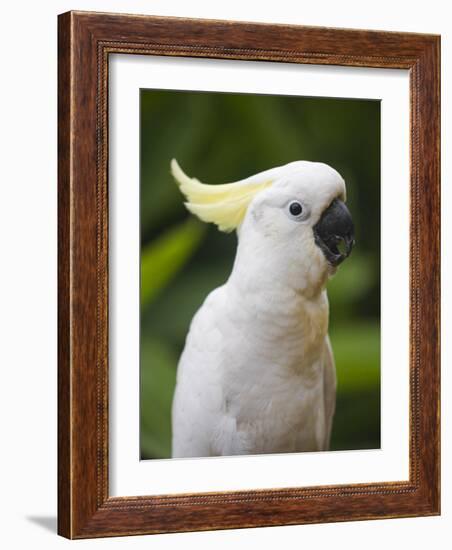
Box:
left=289, top=201, right=303, bottom=216
left=288, top=200, right=304, bottom=219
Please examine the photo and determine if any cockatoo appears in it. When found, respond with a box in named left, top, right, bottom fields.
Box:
left=170, top=159, right=354, bottom=458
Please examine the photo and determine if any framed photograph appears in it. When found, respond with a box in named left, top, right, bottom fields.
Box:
left=58, top=11, right=440, bottom=538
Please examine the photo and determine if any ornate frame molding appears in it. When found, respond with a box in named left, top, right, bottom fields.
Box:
left=58, top=11, right=440, bottom=538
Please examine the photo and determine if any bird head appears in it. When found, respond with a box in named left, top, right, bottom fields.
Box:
left=171, top=159, right=355, bottom=295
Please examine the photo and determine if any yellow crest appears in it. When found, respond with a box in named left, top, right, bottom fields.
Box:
left=171, top=159, right=273, bottom=232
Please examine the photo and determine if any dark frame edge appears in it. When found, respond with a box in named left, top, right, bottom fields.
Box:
left=420, top=33, right=441, bottom=517
left=57, top=11, right=73, bottom=540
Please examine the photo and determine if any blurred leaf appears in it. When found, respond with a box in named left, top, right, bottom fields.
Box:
left=140, top=338, right=177, bottom=459
left=330, top=322, right=381, bottom=450
left=140, top=93, right=216, bottom=238
left=331, top=389, right=380, bottom=450
left=328, top=254, right=377, bottom=319
left=223, top=94, right=309, bottom=162
left=142, top=239, right=234, bottom=346
left=330, top=322, right=380, bottom=394
left=141, top=218, right=205, bottom=308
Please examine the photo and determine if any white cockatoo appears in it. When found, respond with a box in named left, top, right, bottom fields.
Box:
left=170, top=159, right=354, bottom=458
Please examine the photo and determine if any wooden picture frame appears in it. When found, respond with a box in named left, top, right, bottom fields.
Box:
left=58, top=10, right=440, bottom=539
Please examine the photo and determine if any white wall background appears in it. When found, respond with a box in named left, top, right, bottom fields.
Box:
left=0, top=1, right=449, bottom=547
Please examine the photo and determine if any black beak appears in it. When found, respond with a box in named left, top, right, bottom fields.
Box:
left=313, top=198, right=355, bottom=267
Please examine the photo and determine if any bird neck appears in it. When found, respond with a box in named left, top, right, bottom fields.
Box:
left=226, top=252, right=330, bottom=375
left=228, top=231, right=330, bottom=301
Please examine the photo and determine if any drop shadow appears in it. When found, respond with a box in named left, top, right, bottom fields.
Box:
left=26, top=515, right=57, bottom=533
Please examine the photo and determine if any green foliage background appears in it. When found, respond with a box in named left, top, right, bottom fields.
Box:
left=140, top=89, right=381, bottom=459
